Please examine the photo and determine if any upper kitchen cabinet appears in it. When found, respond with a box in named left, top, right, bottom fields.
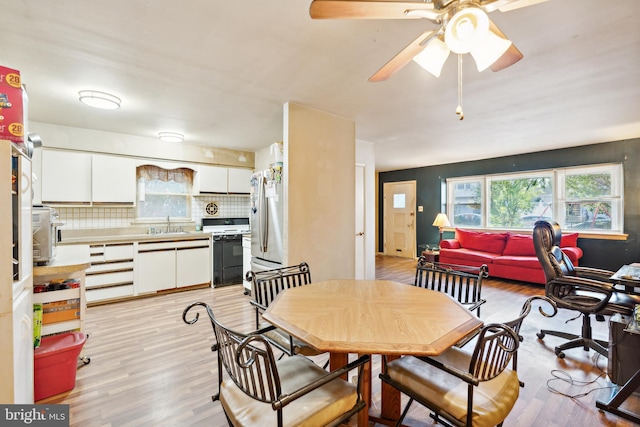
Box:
left=195, top=165, right=252, bottom=195
left=92, top=154, right=135, bottom=204
left=40, top=150, right=135, bottom=205
left=227, top=168, right=252, bottom=193
left=41, top=150, right=92, bottom=204
left=196, top=165, right=227, bottom=193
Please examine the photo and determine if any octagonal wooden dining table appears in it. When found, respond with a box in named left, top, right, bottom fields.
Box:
left=262, top=279, right=483, bottom=426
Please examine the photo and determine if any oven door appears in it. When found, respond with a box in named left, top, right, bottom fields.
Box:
left=213, top=234, right=243, bottom=286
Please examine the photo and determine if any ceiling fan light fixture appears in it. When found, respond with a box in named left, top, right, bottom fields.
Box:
left=470, top=29, right=513, bottom=71
left=413, top=37, right=450, bottom=77
left=158, top=132, right=184, bottom=143
left=444, top=8, right=490, bottom=54
left=78, top=90, right=121, bottom=110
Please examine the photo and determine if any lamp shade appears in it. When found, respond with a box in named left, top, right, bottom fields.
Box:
left=470, top=27, right=513, bottom=71
left=432, top=213, right=451, bottom=228
left=413, top=37, right=450, bottom=77
left=444, top=8, right=490, bottom=54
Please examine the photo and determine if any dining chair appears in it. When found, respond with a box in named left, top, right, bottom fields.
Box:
left=379, top=295, right=556, bottom=427
left=413, top=257, right=488, bottom=316
left=246, top=262, right=324, bottom=358
left=533, top=219, right=640, bottom=358
left=183, top=301, right=369, bottom=427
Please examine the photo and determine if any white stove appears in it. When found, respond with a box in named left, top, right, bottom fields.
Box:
left=202, top=217, right=250, bottom=237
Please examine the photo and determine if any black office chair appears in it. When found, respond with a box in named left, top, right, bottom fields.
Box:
left=532, top=220, right=639, bottom=358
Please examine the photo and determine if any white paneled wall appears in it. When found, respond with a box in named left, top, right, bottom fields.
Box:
left=58, top=195, right=250, bottom=230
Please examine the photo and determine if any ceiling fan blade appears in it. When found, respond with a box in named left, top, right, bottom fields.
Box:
left=310, top=0, right=435, bottom=20
left=369, top=30, right=437, bottom=82
left=488, top=21, right=523, bottom=71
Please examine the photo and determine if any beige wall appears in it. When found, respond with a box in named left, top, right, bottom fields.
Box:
left=284, top=102, right=356, bottom=281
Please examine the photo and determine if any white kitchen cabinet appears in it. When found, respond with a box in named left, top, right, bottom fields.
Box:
left=1, top=141, right=33, bottom=403
left=41, top=149, right=92, bottom=204
left=137, top=237, right=211, bottom=293
left=227, top=168, right=252, bottom=193
left=86, top=243, right=135, bottom=304
left=92, top=154, right=136, bottom=204
left=176, top=246, right=210, bottom=288
left=136, top=248, right=176, bottom=294
left=197, top=165, right=228, bottom=193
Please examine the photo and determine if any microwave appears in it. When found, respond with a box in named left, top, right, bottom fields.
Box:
left=33, top=206, right=63, bottom=265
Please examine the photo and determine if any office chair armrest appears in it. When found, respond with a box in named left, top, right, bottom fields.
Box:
left=574, top=266, right=616, bottom=281
left=549, top=276, right=614, bottom=313
left=272, top=354, right=371, bottom=410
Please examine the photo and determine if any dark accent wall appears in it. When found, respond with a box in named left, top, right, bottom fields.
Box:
left=378, top=138, right=640, bottom=271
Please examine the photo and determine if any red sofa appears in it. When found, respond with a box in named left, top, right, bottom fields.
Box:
left=439, top=228, right=583, bottom=285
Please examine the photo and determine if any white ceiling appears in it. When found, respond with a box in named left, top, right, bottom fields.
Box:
left=2, top=0, right=639, bottom=172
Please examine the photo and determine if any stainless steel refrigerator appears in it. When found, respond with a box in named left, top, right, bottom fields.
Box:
left=249, top=167, right=283, bottom=270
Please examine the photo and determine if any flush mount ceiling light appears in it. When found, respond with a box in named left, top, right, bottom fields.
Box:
left=158, top=132, right=184, bottom=143
left=78, top=90, right=121, bottom=110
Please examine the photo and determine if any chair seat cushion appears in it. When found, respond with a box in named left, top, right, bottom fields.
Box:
left=387, top=348, right=520, bottom=427
left=220, top=355, right=358, bottom=426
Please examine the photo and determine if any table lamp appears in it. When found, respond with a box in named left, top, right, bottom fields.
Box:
left=432, top=213, right=451, bottom=245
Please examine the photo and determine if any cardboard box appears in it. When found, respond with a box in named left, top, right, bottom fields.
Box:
left=0, top=66, right=24, bottom=143
left=42, top=299, right=80, bottom=324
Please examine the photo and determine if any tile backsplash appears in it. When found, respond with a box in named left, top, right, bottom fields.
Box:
left=57, top=195, right=251, bottom=230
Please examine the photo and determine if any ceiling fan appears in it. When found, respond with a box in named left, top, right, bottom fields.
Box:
left=309, top=0, right=550, bottom=82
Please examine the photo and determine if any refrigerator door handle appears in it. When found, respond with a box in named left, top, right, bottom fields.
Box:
left=258, top=176, right=268, bottom=252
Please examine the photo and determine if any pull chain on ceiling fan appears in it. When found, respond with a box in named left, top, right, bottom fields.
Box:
left=309, top=0, right=549, bottom=117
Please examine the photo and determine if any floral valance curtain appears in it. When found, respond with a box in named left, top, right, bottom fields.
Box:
left=137, top=165, right=194, bottom=184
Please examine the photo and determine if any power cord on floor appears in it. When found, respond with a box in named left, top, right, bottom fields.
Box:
left=546, top=352, right=616, bottom=400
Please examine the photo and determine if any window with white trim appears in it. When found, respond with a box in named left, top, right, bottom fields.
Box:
left=447, top=163, right=623, bottom=233
left=136, top=165, right=193, bottom=220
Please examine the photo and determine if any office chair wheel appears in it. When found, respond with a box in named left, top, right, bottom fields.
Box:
left=537, top=331, right=545, bottom=339
left=555, top=350, right=566, bottom=359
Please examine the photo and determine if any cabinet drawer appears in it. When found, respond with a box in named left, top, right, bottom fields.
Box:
left=87, top=285, right=134, bottom=304
left=87, top=260, right=134, bottom=274
left=86, top=270, right=134, bottom=288
left=104, top=244, right=134, bottom=260
left=138, top=238, right=210, bottom=252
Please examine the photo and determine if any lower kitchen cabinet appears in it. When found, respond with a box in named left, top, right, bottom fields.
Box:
left=176, top=246, right=210, bottom=288
left=86, top=243, right=135, bottom=304
left=137, top=237, right=211, bottom=294
left=137, top=249, right=176, bottom=294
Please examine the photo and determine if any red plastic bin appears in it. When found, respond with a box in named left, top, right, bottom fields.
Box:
left=34, top=332, right=87, bottom=401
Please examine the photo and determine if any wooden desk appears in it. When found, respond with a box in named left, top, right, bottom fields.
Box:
left=262, top=279, right=483, bottom=426
left=610, top=264, right=640, bottom=294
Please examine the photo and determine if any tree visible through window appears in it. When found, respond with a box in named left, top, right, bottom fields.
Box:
left=447, top=163, right=623, bottom=233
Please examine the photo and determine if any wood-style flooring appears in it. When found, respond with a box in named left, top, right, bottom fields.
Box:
left=40, top=255, right=639, bottom=426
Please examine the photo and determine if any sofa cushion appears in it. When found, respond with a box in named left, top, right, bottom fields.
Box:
left=455, top=229, right=508, bottom=254
left=560, top=232, right=579, bottom=248
left=493, top=255, right=543, bottom=269
left=502, top=234, right=536, bottom=257
left=439, top=248, right=498, bottom=265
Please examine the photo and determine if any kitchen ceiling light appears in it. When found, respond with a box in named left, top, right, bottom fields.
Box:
left=78, top=90, right=121, bottom=110
left=158, top=132, right=184, bottom=143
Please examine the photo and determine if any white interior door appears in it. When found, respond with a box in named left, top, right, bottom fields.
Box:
left=355, top=163, right=365, bottom=279
left=383, top=181, right=417, bottom=258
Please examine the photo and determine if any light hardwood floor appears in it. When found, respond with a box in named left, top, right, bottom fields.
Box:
left=40, top=255, right=639, bottom=426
